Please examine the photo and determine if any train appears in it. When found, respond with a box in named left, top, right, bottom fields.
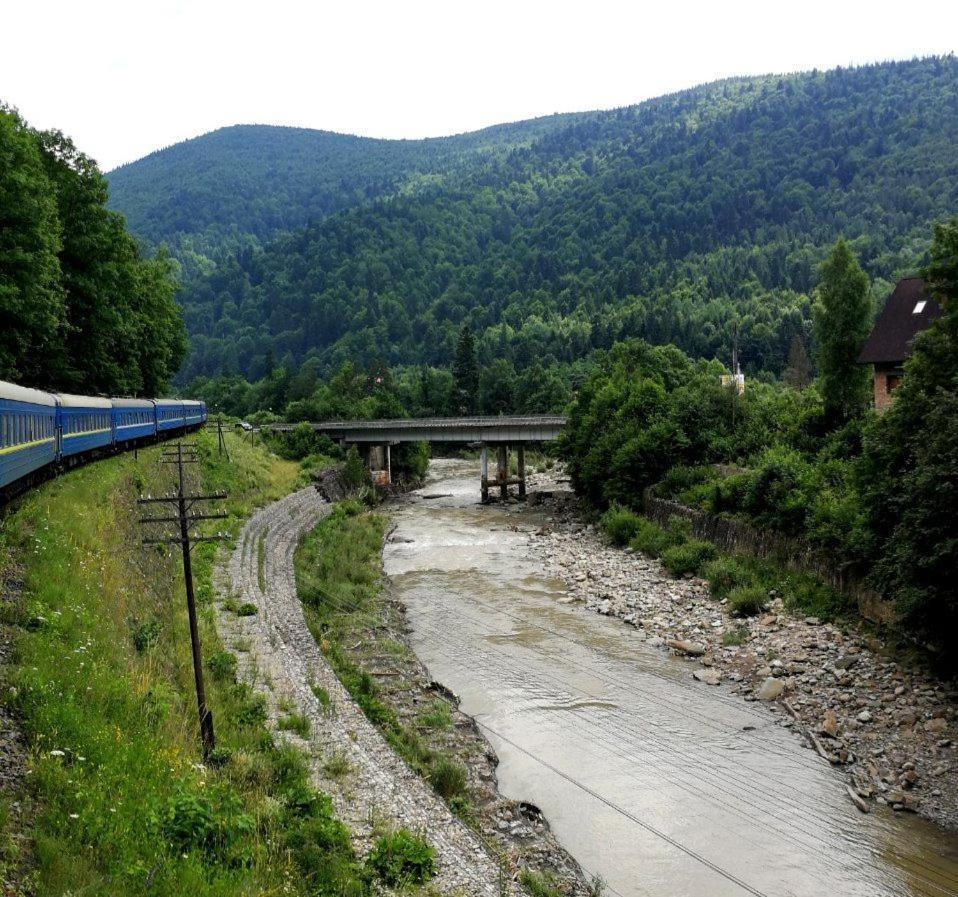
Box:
left=0, top=379, right=207, bottom=502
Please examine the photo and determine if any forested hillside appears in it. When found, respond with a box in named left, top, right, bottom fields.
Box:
left=0, top=106, right=185, bottom=395
left=116, top=57, right=958, bottom=386
left=106, top=116, right=587, bottom=275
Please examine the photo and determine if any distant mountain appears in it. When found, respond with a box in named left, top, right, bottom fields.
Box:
left=109, top=57, right=958, bottom=385
left=107, top=115, right=588, bottom=249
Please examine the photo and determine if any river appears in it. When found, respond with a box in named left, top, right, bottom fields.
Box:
left=382, top=459, right=958, bottom=897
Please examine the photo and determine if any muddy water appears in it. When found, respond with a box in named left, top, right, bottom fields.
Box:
left=383, top=460, right=958, bottom=897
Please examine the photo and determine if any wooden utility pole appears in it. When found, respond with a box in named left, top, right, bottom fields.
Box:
left=138, top=442, right=228, bottom=757
left=216, top=414, right=230, bottom=459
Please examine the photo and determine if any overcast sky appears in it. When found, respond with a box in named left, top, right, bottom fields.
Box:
left=4, top=0, right=957, bottom=171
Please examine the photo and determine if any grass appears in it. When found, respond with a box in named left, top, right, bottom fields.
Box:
left=294, top=505, right=473, bottom=817
left=277, top=712, right=311, bottom=739
left=519, top=868, right=562, bottom=897
left=0, top=429, right=368, bottom=896
left=322, top=750, right=350, bottom=779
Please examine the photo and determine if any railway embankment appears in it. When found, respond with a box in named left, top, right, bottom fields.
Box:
left=517, top=472, right=958, bottom=832
left=0, top=432, right=382, bottom=896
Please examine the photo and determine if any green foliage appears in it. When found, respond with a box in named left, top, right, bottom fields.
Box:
left=428, top=757, right=468, bottom=801
left=600, top=506, right=644, bottom=546
left=278, top=713, right=311, bottom=739
left=205, top=650, right=237, bottom=682
left=131, top=59, right=958, bottom=387
left=702, top=556, right=754, bottom=599
left=0, top=433, right=364, bottom=895
left=0, top=105, right=185, bottom=393
left=366, top=829, right=436, bottom=886
left=813, top=239, right=873, bottom=424
left=858, top=218, right=958, bottom=664
left=519, top=868, right=563, bottom=897
left=661, top=539, right=716, bottom=576
left=628, top=518, right=677, bottom=558
left=453, top=326, right=480, bottom=414
left=236, top=602, right=258, bottom=617
left=727, top=584, right=770, bottom=617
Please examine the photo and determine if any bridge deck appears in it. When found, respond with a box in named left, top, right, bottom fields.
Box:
left=266, top=415, right=566, bottom=443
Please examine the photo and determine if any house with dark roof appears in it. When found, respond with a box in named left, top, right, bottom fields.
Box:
left=858, top=276, right=943, bottom=412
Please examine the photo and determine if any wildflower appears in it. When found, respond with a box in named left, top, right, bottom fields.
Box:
left=49, top=750, right=65, bottom=758
left=69, top=813, right=79, bottom=819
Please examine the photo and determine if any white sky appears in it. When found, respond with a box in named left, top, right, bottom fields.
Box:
left=3, top=0, right=957, bottom=171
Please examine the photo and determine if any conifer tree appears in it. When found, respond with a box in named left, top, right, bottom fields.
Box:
left=452, top=325, right=479, bottom=414
left=782, top=334, right=813, bottom=388
left=812, top=239, right=872, bottom=423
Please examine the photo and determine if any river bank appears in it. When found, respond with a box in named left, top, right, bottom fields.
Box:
left=513, top=467, right=958, bottom=832
left=385, top=458, right=958, bottom=897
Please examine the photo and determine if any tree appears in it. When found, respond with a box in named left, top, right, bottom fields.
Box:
left=479, top=359, right=516, bottom=414
left=0, top=108, right=65, bottom=384
left=782, top=334, right=813, bottom=388
left=452, top=326, right=479, bottom=414
left=812, top=240, right=872, bottom=424
left=858, top=218, right=958, bottom=666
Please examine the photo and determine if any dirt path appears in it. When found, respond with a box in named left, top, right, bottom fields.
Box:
left=215, top=486, right=507, bottom=895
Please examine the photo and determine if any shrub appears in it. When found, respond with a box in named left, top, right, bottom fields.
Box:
left=662, top=539, right=715, bottom=576
left=366, top=829, right=436, bottom=886
left=702, top=556, right=753, bottom=599
left=206, top=650, right=237, bottom=682
left=519, top=868, right=563, bottom=897
left=236, top=602, right=258, bottom=616
left=322, top=751, right=350, bottom=779
left=727, top=585, right=770, bottom=617
left=628, top=518, right=673, bottom=557
left=130, top=617, right=161, bottom=653
left=428, top=757, right=468, bottom=801
left=600, top=506, right=644, bottom=546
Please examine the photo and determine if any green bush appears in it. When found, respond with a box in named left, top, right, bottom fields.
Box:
left=206, top=650, right=237, bottom=682
left=429, top=756, right=468, bottom=801
left=702, top=556, right=753, bottom=599
left=662, top=539, right=716, bottom=576
left=236, top=602, right=258, bottom=617
left=130, top=617, right=161, bottom=653
left=600, top=506, right=644, bottom=546
left=628, top=518, right=673, bottom=557
left=727, top=584, right=770, bottom=616
left=366, top=829, right=436, bottom=886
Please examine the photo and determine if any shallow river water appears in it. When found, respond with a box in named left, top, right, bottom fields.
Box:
left=383, top=460, right=958, bottom=897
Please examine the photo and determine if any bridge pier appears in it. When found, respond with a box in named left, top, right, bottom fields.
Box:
left=361, top=443, right=392, bottom=487
left=478, top=442, right=526, bottom=503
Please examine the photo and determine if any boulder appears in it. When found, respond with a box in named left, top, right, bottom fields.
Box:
left=756, top=678, right=785, bottom=701
left=693, top=668, right=722, bottom=686
left=666, top=639, right=707, bottom=657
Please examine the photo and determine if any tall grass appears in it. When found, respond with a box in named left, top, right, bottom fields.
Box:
left=0, top=430, right=366, bottom=895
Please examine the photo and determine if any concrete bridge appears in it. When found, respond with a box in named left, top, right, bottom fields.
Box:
left=265, top=416, right=566, bottom=501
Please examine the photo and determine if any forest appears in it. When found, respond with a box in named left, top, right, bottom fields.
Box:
left=106, top=57, right=958, bottom=393
left=0, top=105, right=185, bottom=395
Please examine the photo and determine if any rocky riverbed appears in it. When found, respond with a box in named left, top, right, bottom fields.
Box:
left=510, top=469, right=958, bottom=832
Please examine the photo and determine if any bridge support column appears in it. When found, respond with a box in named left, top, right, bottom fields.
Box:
left=497, top=444, right=508, bottom=500
left=480, top=445, right=489, bottom=503
left=365, top=443, right=391, bottom=487
left=518, top=445, right=526, bottom=499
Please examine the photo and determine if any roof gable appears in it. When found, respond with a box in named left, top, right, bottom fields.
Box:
left=858, top=277, right=944, bottom=365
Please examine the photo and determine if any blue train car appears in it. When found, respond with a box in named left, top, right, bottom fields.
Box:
left=0, top=381, right=58, bottom=492
left=183, top=400, right=206, bottom=428
left=153, top=399, right=186, bottom=432
left=56, top=394, right=113, bottom=459
left=112, top=398, right=157, bottom=444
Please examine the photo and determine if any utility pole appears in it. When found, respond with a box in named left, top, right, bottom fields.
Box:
left=138, top=442, right=228, bottom=757
left=216, top=414, right=230, bottom=459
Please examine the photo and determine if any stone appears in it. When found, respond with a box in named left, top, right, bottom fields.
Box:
left=757, top=678, right=785, bottom=701
left=924, top=718, right=948, bottom=734
left=820, top=710, right=839, bottom=739
left=857, top=710, right=873, bottom=724
left=693, top=668, right=722, bottom=686
left=666, top=639, right=707, bottom=657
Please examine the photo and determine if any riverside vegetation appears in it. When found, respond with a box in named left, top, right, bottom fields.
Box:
left=0, top=430, right=438, bottom=895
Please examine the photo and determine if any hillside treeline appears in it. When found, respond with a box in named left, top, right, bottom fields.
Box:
left=171, top=58, right=958, bottom=384
left=0, top=106, right=185, bottom=395
left=563, top=221, right=958, bottom=668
